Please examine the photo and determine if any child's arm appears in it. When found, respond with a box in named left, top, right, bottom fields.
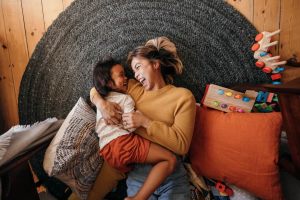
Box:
left=90, top=87, right=122, bottom=125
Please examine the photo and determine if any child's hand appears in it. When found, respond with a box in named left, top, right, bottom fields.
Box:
left=90, top=87, right=122, bottom=125
left=101, top=101, right=122, bottom=125
left=122, top=110, right=151, bottom=129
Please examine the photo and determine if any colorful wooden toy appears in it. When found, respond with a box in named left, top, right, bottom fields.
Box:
left=206, top=179, right=234, bottom=197
left=201, top=84, right=258, bottom=113
left=252, top=30, right=280, bottom=52
left=251, top=30, right=286, bottom=83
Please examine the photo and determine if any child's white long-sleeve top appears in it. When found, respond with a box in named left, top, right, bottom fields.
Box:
left=96, top=92, right=135, bottom=150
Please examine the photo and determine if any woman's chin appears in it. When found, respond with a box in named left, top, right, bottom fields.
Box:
left=143, top=84, right=150, bottom=91
left=140, top=81, right=151, bottom=91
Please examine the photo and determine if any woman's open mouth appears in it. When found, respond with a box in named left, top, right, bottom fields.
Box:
left=139, top=78, right=146, bottom=85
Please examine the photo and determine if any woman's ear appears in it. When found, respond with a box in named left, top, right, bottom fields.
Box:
left=153, top=60, right=160, bottom=70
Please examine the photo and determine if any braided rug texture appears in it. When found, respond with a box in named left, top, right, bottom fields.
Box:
left=19, top=0, right=270, bottom=124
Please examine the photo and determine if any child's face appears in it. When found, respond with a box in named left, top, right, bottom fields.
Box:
left=109, top=64, right=128, bottom=93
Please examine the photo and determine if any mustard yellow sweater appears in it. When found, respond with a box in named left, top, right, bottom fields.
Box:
left=91, top=79, right=196, bottom=155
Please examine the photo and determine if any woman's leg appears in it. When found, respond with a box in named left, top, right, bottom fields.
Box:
left=126, top=164, right=152, bottom=198
left=125, top=143, right=177, bottom=200
left=156, top=159, right=190, bottom=200
left=127, top=156, right=190, bottom=200
left=87, top=161, right=126, bottom=200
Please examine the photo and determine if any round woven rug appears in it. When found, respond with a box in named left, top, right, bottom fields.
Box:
left=19, top=0, right=270, bottom=124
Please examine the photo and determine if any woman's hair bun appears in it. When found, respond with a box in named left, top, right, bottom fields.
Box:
left=145, top=36, right=183, bottom=75
left=145, top=36, right=177, bottom=55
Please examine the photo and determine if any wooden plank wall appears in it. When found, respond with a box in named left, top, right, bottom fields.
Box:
left=0, top=0, right=299, bottom=132
left=0, top=0, right=73, bottom=132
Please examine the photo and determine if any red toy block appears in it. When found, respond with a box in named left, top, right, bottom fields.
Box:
left=271, top=73, right=282, bottom=80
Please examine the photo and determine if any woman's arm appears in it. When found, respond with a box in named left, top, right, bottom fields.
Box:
left=123, top=92, right=196, bottom=155
left=90, top=87, right=122, bottom=125
left=146, top=94, right=196, bottom=155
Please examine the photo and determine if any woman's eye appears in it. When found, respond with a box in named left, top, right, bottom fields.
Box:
left=136, top=65, right=140, bottom=70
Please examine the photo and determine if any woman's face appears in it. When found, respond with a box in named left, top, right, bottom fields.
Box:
left=131, top=57, right=158, bottom=91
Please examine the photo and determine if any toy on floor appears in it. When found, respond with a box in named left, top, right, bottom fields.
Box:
left=201, top=84, right=258, bottom=113
left=206, top=178, right=233, bottom=198
left=251, top=29, right=286, bottom=84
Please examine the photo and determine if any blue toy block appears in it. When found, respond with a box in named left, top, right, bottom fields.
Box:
left=256, top=91, right=269, bottom=102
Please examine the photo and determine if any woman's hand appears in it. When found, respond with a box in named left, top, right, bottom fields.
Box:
left=90, top=87, right=122, bottom=125
left=122, top=110, right=152, bottom=129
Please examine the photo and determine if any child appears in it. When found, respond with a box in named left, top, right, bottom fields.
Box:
left=92, top=57, right=177, bottom=200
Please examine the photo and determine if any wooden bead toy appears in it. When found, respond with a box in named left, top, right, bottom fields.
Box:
left=201, top=84, right=258, bottom=113
left=251, top=29, right=286, bottom=83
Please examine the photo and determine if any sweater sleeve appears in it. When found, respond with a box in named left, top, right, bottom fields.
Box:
left=144, top=93, right=196, bottom=155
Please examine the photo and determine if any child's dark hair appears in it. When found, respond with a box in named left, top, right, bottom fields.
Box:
left=93, top=57, right=121, bottom=97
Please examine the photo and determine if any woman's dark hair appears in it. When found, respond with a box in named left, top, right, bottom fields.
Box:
left=93, top=57, right=121, bottom=97
left=127, top=36, right=183, bottom=84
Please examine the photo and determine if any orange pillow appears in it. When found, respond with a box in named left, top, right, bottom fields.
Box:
left=189, top=105, right=283, bottom=200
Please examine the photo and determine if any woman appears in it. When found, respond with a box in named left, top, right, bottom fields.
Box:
left=90, top=36, right=196, bottom=200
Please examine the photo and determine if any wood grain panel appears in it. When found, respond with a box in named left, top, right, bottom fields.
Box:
left=63, top=0, right=74, bottom=10
left=0, top=1, right=19, bottom=131
left=41, top=0, right=64, bottom=30
left=280, top=0, right=300, bottom=61
left=226, top=0, right=254, bottom=23
left=22, top=0, right=45, bottom=56
left=1, top=0, right=29, bottom=102
left=253, top=0, right=280, bottom=54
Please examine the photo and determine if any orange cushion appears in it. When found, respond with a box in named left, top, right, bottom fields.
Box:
left=189, top=105, right=283, bottom=200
